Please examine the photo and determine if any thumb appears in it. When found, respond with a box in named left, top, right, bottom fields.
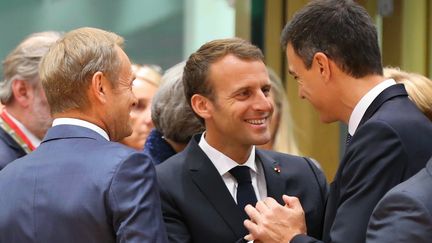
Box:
left=282, top=195, right=302, bottom=209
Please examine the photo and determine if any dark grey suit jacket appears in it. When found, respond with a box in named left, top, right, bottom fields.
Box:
left=292, top=84, right=432, bottom=243
left=156, top=134, right=328, bottom=243
left=0, top=125, right=168, bottom=243
left=366, top=157, right=432, bottom=242
left=0, top=126, right=26, bottom=169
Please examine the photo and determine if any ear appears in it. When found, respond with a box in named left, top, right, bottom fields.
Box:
left=313, top=52, right=331, bottom=83
left=191, top=94, right=211, bottom=120
left=11, top=79, right=32, bottom=107
left=89, top=71, right=110, bottom=104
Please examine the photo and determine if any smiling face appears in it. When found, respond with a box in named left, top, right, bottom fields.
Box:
left=286, top=43, right=337, bottom=123
left=200, top=54, right=273, bottom=152
left=104, top=47, right=137, bottom=141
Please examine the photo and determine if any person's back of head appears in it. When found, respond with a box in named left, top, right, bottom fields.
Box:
left=40, top=27, right=124, bottom=115
left=152, top=61, right=204, bottom=146
left=384, top=67, right=432, bottom=121
left=281, top=0, right=382, bottom=78
left=40, top=27, right=137, bottom=142
left=183, top=38, right=264, bottom=124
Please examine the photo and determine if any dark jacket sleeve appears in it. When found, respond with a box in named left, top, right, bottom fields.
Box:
left=109, top=152, right=168, bottom=243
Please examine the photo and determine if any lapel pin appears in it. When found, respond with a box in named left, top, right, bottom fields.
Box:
left=273, top=165, right=281, bottom=173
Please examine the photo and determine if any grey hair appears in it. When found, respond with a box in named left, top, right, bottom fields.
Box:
left=1, top=31, right=62, bottom=104
left=151, top=61, right=205, bottom=143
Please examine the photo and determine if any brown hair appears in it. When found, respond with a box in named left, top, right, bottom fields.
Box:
left=183, top=38, right=264, bottom=123
left=39, top=27, right=124, bottom=114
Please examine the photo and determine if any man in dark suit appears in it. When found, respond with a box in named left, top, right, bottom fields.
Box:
left=366, top=156, right=432, bottom=242
left=156, top=38, right=328, bottom=243
left=243, top=1, right=432, bottom=243
left=0, top=27, right=167, bottom=243
left=0, top=32, right=61, bottom=169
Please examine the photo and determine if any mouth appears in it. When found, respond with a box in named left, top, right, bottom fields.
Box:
left=245, top=118, right=267, bottom=125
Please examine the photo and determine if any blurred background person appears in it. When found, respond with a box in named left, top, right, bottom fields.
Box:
left=144, top=61, right=204, bottom=165
left=367, top=68, right=432, bottom=242
left=120, top=64, right=162, bottom=150
left=0, top=31, right=61, bottom=169
left=258, top=67, right=300, bottom=155
left=384, top=67, right=432, bottom=121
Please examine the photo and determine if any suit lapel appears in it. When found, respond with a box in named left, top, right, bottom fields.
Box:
left=186, top=135, right=248, bottom=239
left=256, top=150, right=286, bottom=205
left=358, top=84, right=408, bottom=127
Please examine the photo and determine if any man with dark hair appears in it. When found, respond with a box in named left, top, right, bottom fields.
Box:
left=156, top=38, right=328, bottom=243
left=244, top=0, right=432, bottom=243
left=0, top=31, right=61, bottom=169
left=0, top=27, right=167, bottom=243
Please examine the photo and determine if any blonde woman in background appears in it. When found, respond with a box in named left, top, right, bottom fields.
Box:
left=384, top=67, right=432, bottom=121
left=258, top=67, right=300, bottom=155
left=121, top=64, right=162, bottom=149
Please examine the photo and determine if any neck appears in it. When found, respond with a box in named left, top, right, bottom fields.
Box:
left=53, top=110, right=107, bottom=132
left=5, top=104, right=39, bottom=138
left=204, top=132, right=252, bottom=164
left=337, top=74, right=386, bottom=124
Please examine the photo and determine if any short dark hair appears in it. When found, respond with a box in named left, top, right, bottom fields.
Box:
left=183, top=38, right=264, bottom=124
left=281, top=0, right=383, bottom=78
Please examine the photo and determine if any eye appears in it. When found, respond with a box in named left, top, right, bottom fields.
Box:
left=235, top=89, right=251, bottom=100
left=133, top=100, right=147, bottom=111
left=262, top=85, right=271, bottom=97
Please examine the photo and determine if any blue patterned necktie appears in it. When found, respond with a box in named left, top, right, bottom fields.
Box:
left=229, top=166, right=258, bottom=210
left=346, top=133, right=352, bottom=147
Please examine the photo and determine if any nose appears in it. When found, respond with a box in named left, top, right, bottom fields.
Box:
left=143, top=106, right=153, bottom=126
left=253, top=91, right=273, bottom=113
left=298, top=86, right=305, bottom=99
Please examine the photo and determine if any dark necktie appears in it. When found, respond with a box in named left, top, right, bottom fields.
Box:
left=229, top=166, right=258, bottom=210
left=346, top=133, right=352, bottom=147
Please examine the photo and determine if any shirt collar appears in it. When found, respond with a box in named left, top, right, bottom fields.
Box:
left=198, top=132, right=257, bottom=176
left=348, top=79, right=396, bottom=135
left=6, top=111, right=41, bottom=147
left=52, top=118, right=110, bottom=141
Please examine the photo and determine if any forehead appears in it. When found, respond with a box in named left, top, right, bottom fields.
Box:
left=286, top=44, right=304, bottom=74
left=208, top=54, right=269, bottom=90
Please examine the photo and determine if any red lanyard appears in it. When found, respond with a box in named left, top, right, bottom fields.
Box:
left=1, top=111, right=35, bottom=151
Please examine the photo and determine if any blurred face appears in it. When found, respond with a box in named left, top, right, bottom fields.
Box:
left=203, top=54, right=273, bottom=151
left=121, top=78, right=158, bottom=149
left=257, top=90, right=280, bottom=150
left=286, top=43, right=334, bottom=123
left=105, top=47, right=137, bottom=141
left=27, top=82, right=52, bottom=139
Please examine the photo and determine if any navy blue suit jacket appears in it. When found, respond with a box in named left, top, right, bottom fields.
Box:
left=0, top=125, right=168, bottom=243
left=0, top=126, right=26, bottom=169
left=293, top=84, right=432, bottom=243
left=156, top=134, right=328, bottom=243
left=366, top=157, right=432, bottom=242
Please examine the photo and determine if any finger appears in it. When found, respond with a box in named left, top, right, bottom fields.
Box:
left=262, top=196, right=282, bottom=209
left=245, top=204, right=262, bottom=222
left=282, top=195, right=301, bottom=208
left=243, top=219, right=259, bottom=240
left=244, top=233, right=254, bottom=241
left=255, top=200, right=270, bottom=214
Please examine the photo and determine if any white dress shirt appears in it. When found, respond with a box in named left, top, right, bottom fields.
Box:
left=52, top=118, right=110, bottom=141
left=198, top=133, right=267, bottom=202
left=348, top=79, right=396, bottom=136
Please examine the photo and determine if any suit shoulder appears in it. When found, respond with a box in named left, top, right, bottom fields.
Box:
left=258, top=149, right=309, bottom=167
left=155, top=151, right=186, bottom=177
